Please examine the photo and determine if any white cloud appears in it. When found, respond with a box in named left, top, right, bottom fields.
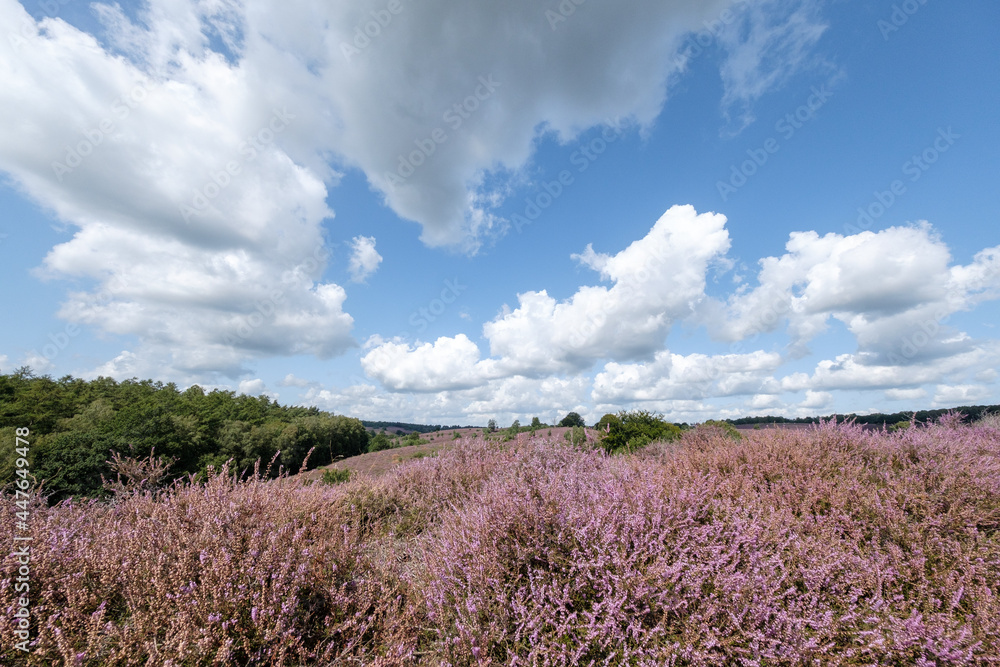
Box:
left=1, top=0, right=832, bottom=251
left=278, top=373, right=315, bottom=388
left=19, top=350, right=55, bottom=374
left=799, top=389, right=832, bottom=409
left=885, top=388, right=927, bottom=402
left=347, top=235, right=382, bottom=283
left=238, top=378, right=275, bottom=399
left=749, top=393, right=782, bottom=410
left=485, top=205, right=731, bottom=375
left=699, top=225, right=1000, bottom=365
left=716, top=0, right=830, bottom=132
left=361, top=334, right=498, bottom=392
left=592, top=349, right=783, bottom=403
left=0, top=0, right=355, bottom=380
left=359, top=205, right=731, bottom=393
left=0, top=0, right=834, bottom=383
left=360, top=207, right=1000, bottom=417
left=932, top=384, right=993, bottom=407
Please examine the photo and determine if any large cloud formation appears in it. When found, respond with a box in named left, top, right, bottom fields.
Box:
left=0, top=0, right=829, bottom=381
left=358, top=206, right=1000, bottom=423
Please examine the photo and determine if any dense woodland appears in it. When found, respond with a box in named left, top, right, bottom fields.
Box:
left=0, top=369, right=367, bottom=502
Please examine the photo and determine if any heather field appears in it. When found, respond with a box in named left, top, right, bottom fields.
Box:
left=3, top=419, right=1000, bottom=666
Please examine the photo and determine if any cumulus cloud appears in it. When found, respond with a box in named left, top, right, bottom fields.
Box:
left=1, top=0, right=356, bottom=381
left=360, top=205, right=731, bottom=393
left=592, top=349, right=783, bottom=403
left=278, top=373, right=315, bottom=388
left=485, top=205, right=731, bottom=375
left=347, top=236, right=382, bottom=283
left=0, top=0, right=834, bottom=381
left=361, top=334, right=497, bottom=392
left=359, top=207, right=1000, bottom=418
left=932, top=384, right=993, bottom=407
left=238, top=378, right=274, bottom=398
left=799, top=390, right=832, bottom=409
left=885, top=388, right=927, bottom=402
left=699, top=225, right=1000, bottom=364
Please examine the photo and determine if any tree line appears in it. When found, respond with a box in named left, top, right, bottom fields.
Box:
left=728, top=405, right=1000, bottom=427
left=0, top=369, right=368, bottom=502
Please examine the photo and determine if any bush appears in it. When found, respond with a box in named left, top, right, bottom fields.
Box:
left=701, top=419, right=743, bottom=441
left=321, top=467, right=351, bottom=485
left=599, top=410, right=681, bottom=454
left=562, top=425, right=587, bottom=447
left=400, top=432, right=428, bottom=447
left=367, top=432, right=393, bottom=452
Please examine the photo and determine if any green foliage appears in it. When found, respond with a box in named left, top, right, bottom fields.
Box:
left=594, top=413, right=621, bottom=433
left=889, top=420, right=912, bottom=432
left=400, top=432, right=428, bottom=447
left=367, top=432, right=394, bottom=452
left=486, top=419, right=497, bottom=433
left=320, top=467, right=351, bottom=485
left=0, top=371, right=367, bottom=501
left=702, top=420, right=743, bottom=441
left=558, top=411, right=585, bottom=428
left=598, top=410, right=681, bottom=454
left=530, top=417, right=542, bottom=429
left=361, top=420, right=444, bottom=434
left=562, top=425, right=587, bottom=447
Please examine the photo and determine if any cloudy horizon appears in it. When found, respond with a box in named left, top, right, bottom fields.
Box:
left=1, top=0, right=998, bottom=425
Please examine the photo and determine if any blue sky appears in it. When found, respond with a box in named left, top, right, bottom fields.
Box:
left=1, top=0, right=998, bottom=426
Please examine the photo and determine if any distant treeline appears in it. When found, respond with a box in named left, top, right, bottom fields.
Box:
left=729, top=405, right=1000, bottom=427
left=362, top=420, right=471, bottom=434
left=0, top=370, right=367, bottom=502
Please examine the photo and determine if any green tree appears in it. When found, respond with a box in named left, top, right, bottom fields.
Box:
left=558, top=411, right=585, bottom=428
left=367, top=431, right=393, bottom=452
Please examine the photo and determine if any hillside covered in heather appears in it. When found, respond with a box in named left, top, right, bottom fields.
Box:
left=3, top=417, right=999, bottom=665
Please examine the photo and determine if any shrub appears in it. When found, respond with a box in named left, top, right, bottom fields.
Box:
left=321, top=467, right=351, bottom=485
left=562, top=425, right=587, bottom=447
left=701, top=419, right=743, bottom=441
left=599, top=409, right=681, bottom=453
left=400, top=432, right=428, bottom=447
left=367, top=432, right=393, bottom=452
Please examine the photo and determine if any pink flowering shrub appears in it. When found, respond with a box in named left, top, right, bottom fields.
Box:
left=3, top=420, right=999, bottom=665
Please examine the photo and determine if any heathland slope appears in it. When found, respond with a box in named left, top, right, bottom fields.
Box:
left=2, top=420, right=999, bottom=665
